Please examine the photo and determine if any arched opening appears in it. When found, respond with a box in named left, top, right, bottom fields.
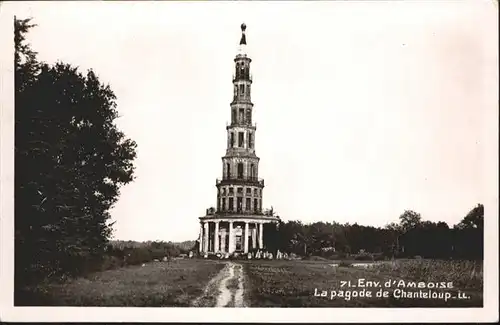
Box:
left=237, top=163, right=244, bottom=179
left=226, top=163, right=231, bottom=178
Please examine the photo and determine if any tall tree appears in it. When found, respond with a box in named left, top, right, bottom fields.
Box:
left=453, top=204, right=484, bottom=260
left=457, top=204, right=484, bottom=230
left=398, top=210, right=422, bottom=232
left=15, top=17, right=137, bottom=288
left=14, top=16, right=40, bottom=92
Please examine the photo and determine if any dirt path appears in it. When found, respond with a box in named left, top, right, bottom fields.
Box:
left=191, top=261, right=247, bottom=307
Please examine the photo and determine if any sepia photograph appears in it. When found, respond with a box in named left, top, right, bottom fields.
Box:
left=0, top=0, right=498, bottom=323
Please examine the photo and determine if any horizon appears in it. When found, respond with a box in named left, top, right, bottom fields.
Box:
left=110, top=209, right=482, bottom=243
left=4, top=1, right=498, bottom=242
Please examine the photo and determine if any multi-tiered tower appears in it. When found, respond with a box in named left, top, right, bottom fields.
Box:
left=198, top=23, right=279, bottom=255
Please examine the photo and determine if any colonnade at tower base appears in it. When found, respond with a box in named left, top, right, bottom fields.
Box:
left=198, top=217, right=277, bottom=254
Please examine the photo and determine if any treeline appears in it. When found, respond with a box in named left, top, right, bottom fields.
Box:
left=98, top=240, right=197, bottom=271
left=263, top=205, right=484, bottom=261
left=109, top=240, right=196, bottom=251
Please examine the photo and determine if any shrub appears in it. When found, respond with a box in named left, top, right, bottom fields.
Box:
left=125, top=247, right=152, bottom=265
left=325, top=252, right=348, bottom=260
left=339, top=260, right=352, bottom=267
left=100, top=255, right=124, bottom=271
left=353, top=254, right=374, bottom=261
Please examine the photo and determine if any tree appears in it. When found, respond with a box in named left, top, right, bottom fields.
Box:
left=457, top=204, right=484, bottom=230
left=14, top=16, right=40, bottom=93
left=385, top=222, right=402, bottom=233
left=453, top=204, right=484, bottom=260
left=15, top=17, right=137, bottom=289
left=398, top=210, right=422, bottom=232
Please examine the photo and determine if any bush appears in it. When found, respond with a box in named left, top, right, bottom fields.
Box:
left=125, top=247, right=152, bottom=265
left=372, top=253, right=385, bottom=261
left=339, top=260, right=352, bottom=267
left=353, top=253, right=374, bottom=261
left=100, top=255, right=125, bottom=271
left=325, top=252, right=349, bottom=260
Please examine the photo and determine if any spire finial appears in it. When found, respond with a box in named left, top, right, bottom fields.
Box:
left=240, top=23, right=247, bottom=45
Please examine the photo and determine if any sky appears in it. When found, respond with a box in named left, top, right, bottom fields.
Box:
left=3, top=1, right=498, bottom=242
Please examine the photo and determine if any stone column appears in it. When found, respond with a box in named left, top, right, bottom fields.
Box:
left=252, top=225, right=257, bottom=249
left=221, top=229, right=226, bottom=253
left=258, top=222, right=263, bottom=249
left=228, top=221, right=234, bottom=253
left=244, top=222, right=249, bottom=253
left=203, top=222, right=209, bottom=253
left=199, top=223, right=204, bottom=253
left=214, top=221, right=220, bottom=253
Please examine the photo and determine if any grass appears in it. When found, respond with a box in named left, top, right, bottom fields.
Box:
left=17, top=257, right=483, bottom=308
left=17, top=259, right=225, bottom=306
left=370, top=259, right=483, bottom=291
left=242, top=259, right=483, bottom=307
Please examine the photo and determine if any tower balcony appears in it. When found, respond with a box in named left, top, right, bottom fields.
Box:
left=226, top=122, right=256, bottom=130
left=216, top=176, right=264, bottom=187
left=216, top=208, right=264, bottom=216
left=225, top=147, right=257, bottom=157
left=232, top=74, right=252, bottom=83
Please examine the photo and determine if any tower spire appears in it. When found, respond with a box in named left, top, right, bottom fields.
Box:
left=239, top=23, right=247, bottom=45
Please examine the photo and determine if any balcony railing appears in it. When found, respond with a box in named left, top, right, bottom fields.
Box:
left=232, top=74, right=252, bottom=83
left=226, top=122, right=257, bottom=129
left=217, top=208, right=263, bottom=215
left=216, top=176, right=264, bottom=187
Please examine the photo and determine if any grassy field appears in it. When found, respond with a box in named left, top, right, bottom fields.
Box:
left=17, top=259, right=225, bottom=306
left=242, top=259, right=483, bottom=307
left=18, top=257, right=483, bottom=307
